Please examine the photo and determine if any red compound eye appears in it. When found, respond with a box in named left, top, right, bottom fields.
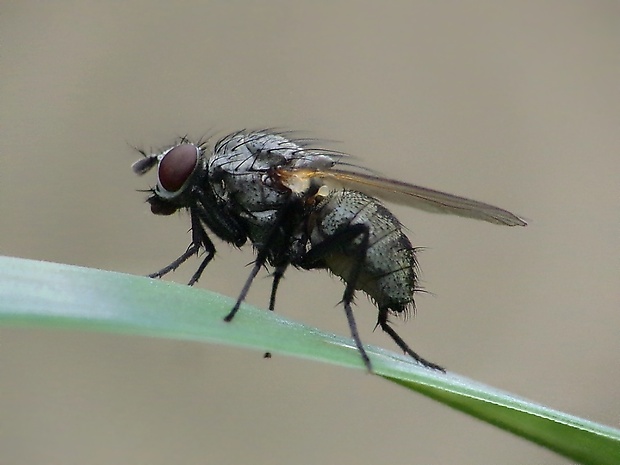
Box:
left=158, top=144, right=199, bottom=193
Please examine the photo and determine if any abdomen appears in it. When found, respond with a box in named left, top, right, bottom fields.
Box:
left=309, top=190, right=418, bottom=313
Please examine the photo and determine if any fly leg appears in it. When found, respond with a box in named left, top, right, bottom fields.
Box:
left=186, top=205, right=219, bottom=285
left=376, top=308, right=445, bottom=372
left=223, top=240, right=276, bottom=322
left=261, top=263, right=290, bottom=359
left=224, top=207, right=296, bottom=322
left=269, top=263, right=289, bottom=311
left=148, top=206, right=216, bottom=285
left=148, top=245, right=199, bottom=279
left=299, top=224, right=373, bottom=371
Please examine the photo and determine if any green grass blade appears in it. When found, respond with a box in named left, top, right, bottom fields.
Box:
left=1, top=255, right=618, bottom=464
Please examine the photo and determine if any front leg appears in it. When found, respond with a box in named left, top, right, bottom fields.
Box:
left=148, top=206, right=216, bottom=286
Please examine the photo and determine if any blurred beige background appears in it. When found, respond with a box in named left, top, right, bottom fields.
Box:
left=1, top=2, right=618, bottom=464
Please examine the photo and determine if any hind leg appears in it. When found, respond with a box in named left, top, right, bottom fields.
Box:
left=376, top=307, right=444, bottom=371
left=300, top=224, right=373, bottom=371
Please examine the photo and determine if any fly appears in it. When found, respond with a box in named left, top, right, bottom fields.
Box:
left=133, top=130, right=526, bottom=371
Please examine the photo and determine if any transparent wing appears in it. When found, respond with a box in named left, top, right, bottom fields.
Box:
left=280, top=168, right=527, bottom=227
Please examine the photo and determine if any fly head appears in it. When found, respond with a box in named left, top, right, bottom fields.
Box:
left=132, top=141, right=207, bottom=215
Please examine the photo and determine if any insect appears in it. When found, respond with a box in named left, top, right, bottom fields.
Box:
left=133, top=130, right=526, bottom=371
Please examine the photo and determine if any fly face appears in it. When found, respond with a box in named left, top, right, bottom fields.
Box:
left=133, top=130, right=526, bottom=372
